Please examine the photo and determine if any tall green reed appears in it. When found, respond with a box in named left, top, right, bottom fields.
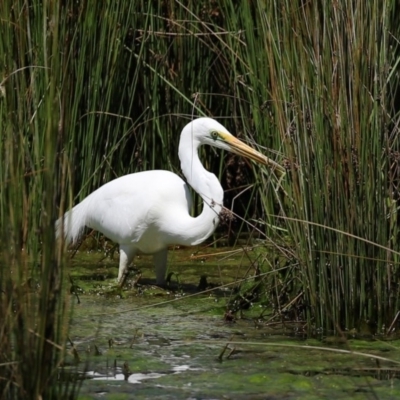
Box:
left=249, top=0, right=400, bottom=332
left=0, top=1, right=77, bottom=398
left=188, top=0, right=400, bottom=333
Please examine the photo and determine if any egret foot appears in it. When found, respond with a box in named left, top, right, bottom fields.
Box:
left=118, top=266, right=142, bottom=288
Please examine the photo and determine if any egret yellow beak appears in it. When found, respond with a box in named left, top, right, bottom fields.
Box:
left=223, top=134, right=285, bottom=177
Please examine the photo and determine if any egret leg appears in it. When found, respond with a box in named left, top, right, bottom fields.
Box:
left=153, top=248, right=168, bottom=285
left=118, top=244, right=137, bottom=283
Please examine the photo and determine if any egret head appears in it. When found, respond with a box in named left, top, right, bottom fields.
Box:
left=181, top=117, right=285, bottom=176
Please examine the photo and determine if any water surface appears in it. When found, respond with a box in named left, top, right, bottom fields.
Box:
left=66, top=247, right=400, bottom=399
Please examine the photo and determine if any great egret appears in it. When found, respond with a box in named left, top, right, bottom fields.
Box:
left=57, top=118, right=283, bottom=285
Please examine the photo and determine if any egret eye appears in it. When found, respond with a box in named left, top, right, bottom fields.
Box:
left=211, top=131, right=219, bottom=141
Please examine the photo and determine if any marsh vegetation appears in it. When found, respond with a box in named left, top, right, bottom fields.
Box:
left=1, top=0, right=400, bottom=398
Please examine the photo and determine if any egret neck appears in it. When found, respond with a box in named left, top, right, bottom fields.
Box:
left=178, top=123, right=224, bottom=246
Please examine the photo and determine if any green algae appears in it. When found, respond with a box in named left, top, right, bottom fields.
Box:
left=63, top=247, right=400, bottom=399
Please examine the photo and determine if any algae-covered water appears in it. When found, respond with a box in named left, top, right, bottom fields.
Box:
left=66, top=247, right=400, bottom=399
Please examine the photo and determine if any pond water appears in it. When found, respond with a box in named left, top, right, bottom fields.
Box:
left=66, top=246, right=400, bottom=399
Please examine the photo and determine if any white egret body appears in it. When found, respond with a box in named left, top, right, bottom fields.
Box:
left=57, top=118, right=283, bottom=284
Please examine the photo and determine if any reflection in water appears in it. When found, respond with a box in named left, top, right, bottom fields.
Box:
left=88, top=370, right=165, bottom=383
left=87, top=365, right=202, bottom=384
